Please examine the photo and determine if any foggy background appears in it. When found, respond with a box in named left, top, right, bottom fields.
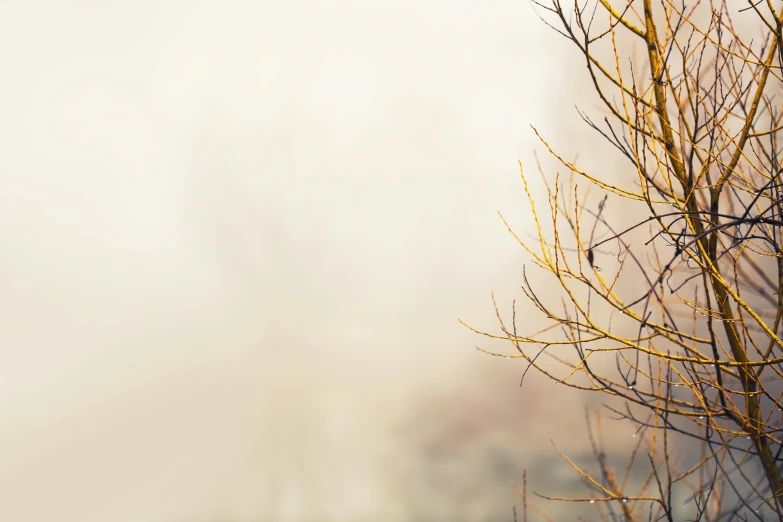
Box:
left=0, top=1, right=633, bottom=521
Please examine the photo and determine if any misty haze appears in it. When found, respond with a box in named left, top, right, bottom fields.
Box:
left=0, top=1, right=640, bottom=521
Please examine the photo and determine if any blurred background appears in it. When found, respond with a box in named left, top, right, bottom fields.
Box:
left=0, top=1, right=631, bottom=520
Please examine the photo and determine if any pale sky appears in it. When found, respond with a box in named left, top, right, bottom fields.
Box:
left=0, top=1, right=612, bottom=521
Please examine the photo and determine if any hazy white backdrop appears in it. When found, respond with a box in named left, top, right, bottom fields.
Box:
left=0, top=1, right=616, bottom=521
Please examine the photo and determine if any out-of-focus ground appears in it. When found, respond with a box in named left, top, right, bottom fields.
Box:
left=0, top=1, right=639, bottom=521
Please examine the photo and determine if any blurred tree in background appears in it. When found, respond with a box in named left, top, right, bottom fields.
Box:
left=463, top=0, right=783, bottom=519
